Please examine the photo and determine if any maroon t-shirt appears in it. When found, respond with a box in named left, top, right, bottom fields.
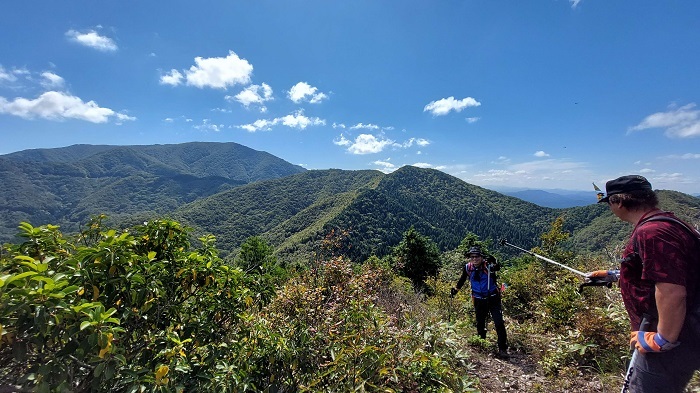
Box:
left=619, top=211, right=699, bottom=330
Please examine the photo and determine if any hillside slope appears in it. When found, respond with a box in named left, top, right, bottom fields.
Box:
left=174, top=166, right=564, bottom=261
left=0, top=142, right=306, bottom=242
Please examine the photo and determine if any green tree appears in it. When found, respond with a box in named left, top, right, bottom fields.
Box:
left=235, top=236, right=286, bottom=306
left=532, top=215, right=574, bottom=277
left=391, top=227, right=441, bottom=290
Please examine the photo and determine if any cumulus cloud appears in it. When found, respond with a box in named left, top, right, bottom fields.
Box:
left=228, top=83, right=273, bottom=112
left=65, top=29, right=118, bottom=52
left=160, top=69, right=183, bottom=86
left=347, top=134, right=395, bottom=155
left=534, top=151, right=550, bottom=157
left=424, top=96, right=481, bottom=116
left=0, top=91, right=135, bottom=123
left=40, top=72, right=65, bottom=89
left=236, top=110, right=325, bottom=132
left=161, top=51, right=253, bottom=89
left=288, top=82, right=328, bottom=104
left=629, top=103, right=700, bottom=138
left=332, top=122, right=346, bottom=129
left=337, top=133, right=430, bottom=155
left=333, top=134, right=351, bottom=146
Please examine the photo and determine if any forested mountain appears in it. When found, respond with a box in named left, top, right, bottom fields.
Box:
left=174, top=166, right=565, bottom=261
left=0, top=142, right=306, bottom=243
left=174, top=166, right=700, bottom=262
left=3, top=142, right=699, bottom=264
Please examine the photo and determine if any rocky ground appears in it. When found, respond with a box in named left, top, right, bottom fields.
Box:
left=465, top=349, right=700, bottom=393
left=465, top=349, right=622, bottom=393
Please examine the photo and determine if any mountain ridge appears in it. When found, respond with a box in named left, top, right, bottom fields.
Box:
left=2, top=143, right=699, bottom=265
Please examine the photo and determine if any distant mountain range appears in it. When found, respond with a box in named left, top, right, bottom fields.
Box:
left=495, top=188, right=596, bottom=208
left=495, top=187, right=700, bottom=208
left=2, top=143, right=699, bottom=263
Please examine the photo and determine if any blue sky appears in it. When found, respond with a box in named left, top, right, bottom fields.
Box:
left=1, top=1, right=699, bottom=194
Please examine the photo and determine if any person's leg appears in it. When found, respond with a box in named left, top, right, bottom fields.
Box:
left=473, top=298, right=488, bottom=339
left=488, top=295, right=508, bottom=352
left=627, top=344, right=697, bottom=393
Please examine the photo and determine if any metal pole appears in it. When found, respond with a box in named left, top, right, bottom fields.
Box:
left=499, top=239, right=587, bottom=277
left=487, top=262, right=491, bottom=292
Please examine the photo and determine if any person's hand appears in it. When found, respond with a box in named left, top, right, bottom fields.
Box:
left=630, top=331, right=680, bottom=353
left=584, top=269, right=618, bottom=283
left=450, top=288, right=458, bottom=298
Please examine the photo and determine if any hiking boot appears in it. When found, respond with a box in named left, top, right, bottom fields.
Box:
left=496, top=349, right=510, bottom=359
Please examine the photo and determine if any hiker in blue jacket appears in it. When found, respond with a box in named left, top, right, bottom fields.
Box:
left=451, top=246, right=509, bottom=358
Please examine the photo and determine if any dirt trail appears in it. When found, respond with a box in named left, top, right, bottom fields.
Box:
left=466, top=350, right=616, bottom=393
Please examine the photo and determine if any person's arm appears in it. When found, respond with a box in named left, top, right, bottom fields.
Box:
left=655, top=282, right=687, bottom=342
left=455, top=265, right=469, bottom=290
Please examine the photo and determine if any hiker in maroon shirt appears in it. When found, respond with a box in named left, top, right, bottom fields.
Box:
left=586, top=175, right=700, bottom=393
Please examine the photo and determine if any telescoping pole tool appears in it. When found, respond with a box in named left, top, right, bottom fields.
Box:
left=498, top=239, right=613, bottom=291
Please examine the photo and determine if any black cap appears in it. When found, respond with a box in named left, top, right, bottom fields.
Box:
left=467, top=246, right=483, bottom=257
left=598, top=175, right=652, bottom=204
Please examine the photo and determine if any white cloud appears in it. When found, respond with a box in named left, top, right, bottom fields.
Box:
left=373, top=160, right=396, bottom=173
left=639, top=168, right=656, bottom=174
left=466, top=117, right=480, bottom=123
left=629, top=103, right=700, bottom=138
left=194, top=119, right=224, bottom=132
left=464, top=159, right=590, bottom=187
left=347, top=134, right=395, bottom=155
left=238, top=118, right=275, bottom=132
left=664, top=153, right=700, bottom=159
left=406, top=138, right=430, bottom=147
left=534, top=151, right=550, bottom=157
left=170, top=51, right=253, bottom=89
left=65, top=29, right=118, bottom=52
left=0, top=91, right=135, bottom=123
left=570, top=0, right=583, bottom=8
left=350, top=123, right=380, bottom=130
left=288, top=82, right=328, bottom=104
left=0, top=66, right=18, bottom=82
left=412, top=162, right=433, bottom=168
left=280, top=111, right=325, bottom=129
left=333, top=134, right=351, bottom=146
left=332, top=122, right=346, bottom=129
left=40, top=72, right=65, bottom=89
left=229, top=83, right=273, bottom=112
left=160, top=69, right=183, bottom=86
left=424, top=96, right=481, bottom=116
left=236, top=110, right=325, bottom=132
